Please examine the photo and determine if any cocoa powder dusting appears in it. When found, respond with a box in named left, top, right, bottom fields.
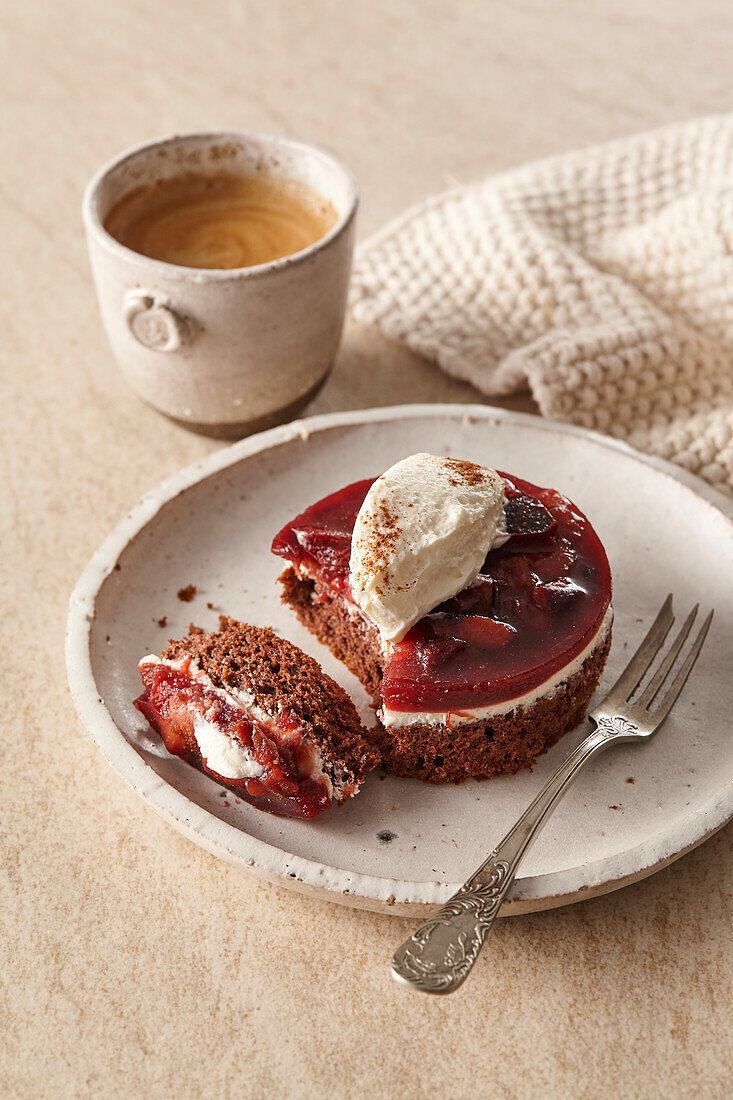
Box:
left=355, top=502, right=402, bottom=588
left=440, top=457, right=491, bottom=488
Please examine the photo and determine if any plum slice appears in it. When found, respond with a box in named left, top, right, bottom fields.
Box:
left=503, top=493, right=557, bottom=537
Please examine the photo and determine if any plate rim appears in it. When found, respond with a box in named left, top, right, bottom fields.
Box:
left=65, top=403, right=733, bottom=916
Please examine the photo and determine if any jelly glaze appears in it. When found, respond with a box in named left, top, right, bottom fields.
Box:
left=272, top=473, right=612, bottom=713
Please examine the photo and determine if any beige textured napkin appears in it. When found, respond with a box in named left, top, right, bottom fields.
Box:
left=350, top=115, right=733, bottom=494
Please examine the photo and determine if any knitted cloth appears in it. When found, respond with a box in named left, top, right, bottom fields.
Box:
left=350, top=116, right=733, bottom=494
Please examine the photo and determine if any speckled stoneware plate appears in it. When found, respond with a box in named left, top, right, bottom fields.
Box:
left=66, top=405, right=733, bottom=916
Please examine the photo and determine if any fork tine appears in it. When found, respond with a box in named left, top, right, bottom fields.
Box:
left=605, top=594, right=674, bottom=702
left=650, top=610, right=714, bottom=724
left=637, top=604, right=698, bottom=709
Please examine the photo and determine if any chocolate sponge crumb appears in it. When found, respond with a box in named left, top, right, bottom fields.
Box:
left=177, top=584, right=197, bottom=602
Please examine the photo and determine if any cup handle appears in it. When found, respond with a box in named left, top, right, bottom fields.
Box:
left=123, top=290, right=192, bottom=352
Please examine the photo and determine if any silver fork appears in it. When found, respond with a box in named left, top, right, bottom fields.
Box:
left=391, top=595, right=713, bottom=995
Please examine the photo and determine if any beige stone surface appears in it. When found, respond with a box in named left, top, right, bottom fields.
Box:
left=3, top=2, right=732, bottom=1097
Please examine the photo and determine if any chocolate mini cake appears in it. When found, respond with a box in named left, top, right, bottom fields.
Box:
left=272, top=456, right=613, bottom=784
left=134, top=617, right=379, bottom=818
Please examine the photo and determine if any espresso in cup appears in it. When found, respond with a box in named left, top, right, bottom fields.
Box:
left=83, top=131, right=357, bottom=438
left=104, top=172, right=339, bottom=269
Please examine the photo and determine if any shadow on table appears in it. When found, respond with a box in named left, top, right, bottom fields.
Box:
left=310, top=321, right=540, bottom=419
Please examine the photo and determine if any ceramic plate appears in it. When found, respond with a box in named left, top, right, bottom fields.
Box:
left=66, top=405, right=733, bottom=916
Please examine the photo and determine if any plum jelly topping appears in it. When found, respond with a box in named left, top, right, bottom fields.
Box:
left=272, top=472, right=612, bottom=714
left=134, top=659, right=331, bottom=819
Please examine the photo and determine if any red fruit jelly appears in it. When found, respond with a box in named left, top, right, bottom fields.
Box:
left=272, top=473, right=612, bottom=714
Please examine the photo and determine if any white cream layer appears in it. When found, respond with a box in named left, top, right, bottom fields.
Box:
left=190, top=712, right=265, bottom=780
left=380, top=604, right=613, bottom=729
left=139, top=654, right=336, bottom=795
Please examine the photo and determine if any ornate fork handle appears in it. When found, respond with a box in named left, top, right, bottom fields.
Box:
left=392, top=725, right=619, bottom=994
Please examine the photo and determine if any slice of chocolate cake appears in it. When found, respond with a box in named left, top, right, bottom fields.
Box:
left=134, top=616, right=379, bottom=819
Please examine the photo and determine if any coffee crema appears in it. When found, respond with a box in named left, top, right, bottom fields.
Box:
left=103, top=172, right=339, bottom=269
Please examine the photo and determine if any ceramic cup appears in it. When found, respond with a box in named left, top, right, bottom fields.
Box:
left=82, top=132, right=358, bottom=438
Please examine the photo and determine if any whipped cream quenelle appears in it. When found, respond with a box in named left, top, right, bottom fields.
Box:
left=349, top=453, right=505, bottom=642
